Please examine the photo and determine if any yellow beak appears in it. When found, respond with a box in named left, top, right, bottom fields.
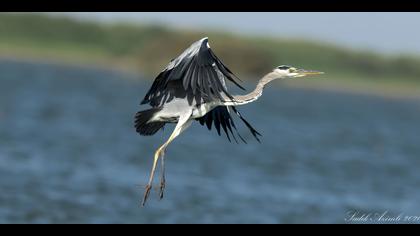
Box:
left=296, top=69, right=324, bottom=76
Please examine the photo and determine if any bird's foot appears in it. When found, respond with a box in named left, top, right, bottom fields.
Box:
left=159, top=177, right=166, bottom=200
left=142, top=184, right=152, bottom=206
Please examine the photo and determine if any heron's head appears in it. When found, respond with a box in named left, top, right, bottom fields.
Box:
left=273, top=65, right=324, bottom=79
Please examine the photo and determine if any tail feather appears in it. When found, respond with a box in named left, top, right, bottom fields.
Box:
left=135, top=107, right=165, bottom=136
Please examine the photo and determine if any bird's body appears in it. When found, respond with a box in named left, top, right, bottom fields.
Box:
left=148, top=95, right=216, bottom=123
left=135, top=37, right=323, bottom=206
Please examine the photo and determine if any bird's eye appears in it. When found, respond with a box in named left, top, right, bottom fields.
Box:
left=277, top=65, right=290, bottom=70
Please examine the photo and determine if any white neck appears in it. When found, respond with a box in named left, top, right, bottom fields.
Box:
left=221, top=71, right=280, bottom=106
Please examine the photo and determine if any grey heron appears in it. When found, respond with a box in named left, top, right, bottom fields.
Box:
left=135, top=37, right=323, bottom=206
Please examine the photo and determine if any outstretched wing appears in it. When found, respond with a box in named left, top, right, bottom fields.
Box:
left=196, top=106, right=262, bottom=143
left=141, top=37, right=245, bottom=107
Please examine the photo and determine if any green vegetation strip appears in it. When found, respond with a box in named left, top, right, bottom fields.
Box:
left=1, top=13, right=420, bottom=98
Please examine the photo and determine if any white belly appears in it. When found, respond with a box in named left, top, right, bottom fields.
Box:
left=191, top=102, right=215, bottom=118
left=150, top=98, right=217, bottom=122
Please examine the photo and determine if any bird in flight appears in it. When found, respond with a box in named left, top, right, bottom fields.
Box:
left=135, top=37, right=323, bottom=206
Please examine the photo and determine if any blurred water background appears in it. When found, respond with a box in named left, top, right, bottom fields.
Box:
left=1, top=59, right=420, bottom=223
left=1, top=13, right=420, bottom=224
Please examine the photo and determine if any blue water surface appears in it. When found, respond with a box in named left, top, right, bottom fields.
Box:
left=0, top=59, right=419, bottom=223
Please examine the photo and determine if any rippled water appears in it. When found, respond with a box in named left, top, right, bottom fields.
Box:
left=1, top=59, right=420, bottom=223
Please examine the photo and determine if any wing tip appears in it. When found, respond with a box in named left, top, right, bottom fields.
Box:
left=200, top=37, right=210, bottom=48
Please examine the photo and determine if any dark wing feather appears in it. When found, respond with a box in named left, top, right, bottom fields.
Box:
left=196, top=106, right=261, bottom=143
left=231, top=106, right=261, bottom=143
left=141, top=37, right=245, bottom=107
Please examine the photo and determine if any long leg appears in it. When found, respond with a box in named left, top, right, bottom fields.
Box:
left=158, top=118, right=193, bottom=200
left=142, top=114, right=193, bottom=206
left=159, top=154, right=166, bottom=200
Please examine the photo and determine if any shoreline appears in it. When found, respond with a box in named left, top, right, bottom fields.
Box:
left=0, top=50, right=141, bottom=76
left=1, top=53, right=419, bottom=102
left=281, top=79, right=420, bottom=101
